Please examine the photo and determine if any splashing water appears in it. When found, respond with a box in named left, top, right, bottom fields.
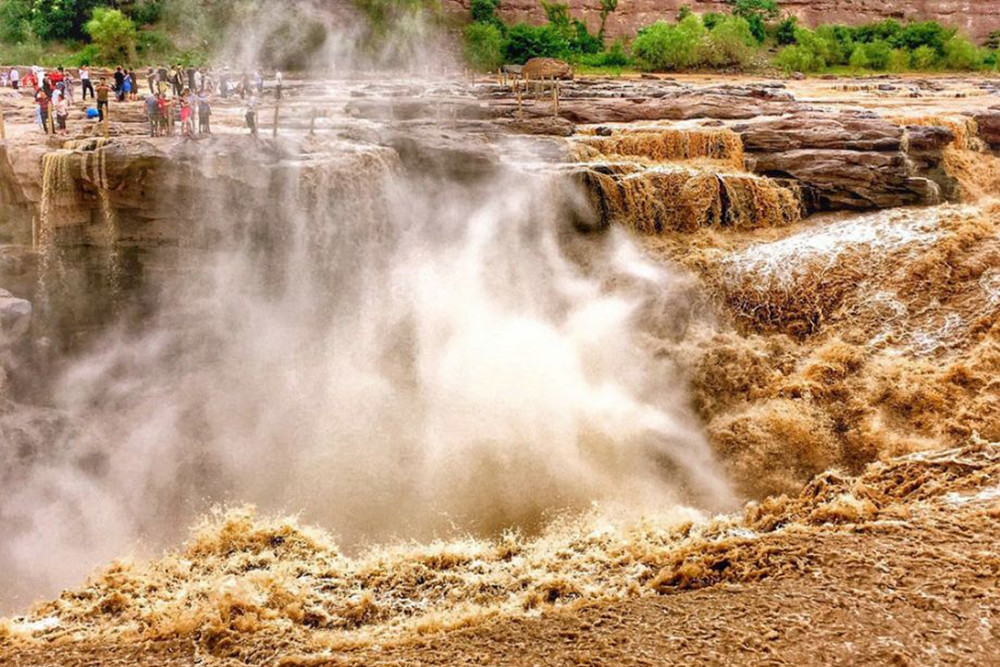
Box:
left=0, top=135, right=733, bottom=610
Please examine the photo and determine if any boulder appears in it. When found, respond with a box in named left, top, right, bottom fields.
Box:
left=974, top=110, right=1000, bottom=149
left=522, top=58, right=573, bottom=81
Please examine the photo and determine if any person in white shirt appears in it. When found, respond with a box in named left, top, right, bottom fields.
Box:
left=80, top=65, right=94, bottom=100
left=10, top=68, right=19, bottom=90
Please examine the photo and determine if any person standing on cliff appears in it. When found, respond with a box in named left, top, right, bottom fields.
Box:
left=10, top=67, right=18, bottom=90
left=35, top=88, right=52, bottom=134
left=114, top=66, right=126, bottom=102
left=54, top=92, right=68, bottom=136
left=197, top=90, right=212, bottom=135
left=80, top=65, right=94, bottom=100
left=155, top=92, right=167, bottom=135
left=63, top=71, right=75, bottom=106
left=145, top=91, right=159, bottom=137
left=96, top=77, right=111, bottom=123
left=245, top=95, right=258, bottom=137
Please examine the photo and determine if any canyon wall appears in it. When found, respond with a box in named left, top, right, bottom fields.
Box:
left=442, top=0, right=1000, bottom=43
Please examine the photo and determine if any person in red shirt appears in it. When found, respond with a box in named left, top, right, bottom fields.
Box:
left=35, top=88, right=52, bottom=134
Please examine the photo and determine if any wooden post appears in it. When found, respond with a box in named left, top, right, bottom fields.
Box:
left=103, top=102, right=110, bottom=138
left=272, top=103, right=280, bottom=138
left=516, top=80, right=523, bottom=120
left=553, top=80, right=559, bottom=117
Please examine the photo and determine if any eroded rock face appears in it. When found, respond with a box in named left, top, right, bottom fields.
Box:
left=0, top=288, right=30, bottom=347
left=441, top=0, right=1000, bottom=43
left=550, top=89, right=803, bottom=124
left=738, top=113, right=954, bottom=211
left=737, top=115, right=904, bottom=153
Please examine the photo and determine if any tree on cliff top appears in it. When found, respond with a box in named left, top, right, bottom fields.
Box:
left=598, top=0, right=617, bottom=42
left=726, top=0, right=777, bottom=43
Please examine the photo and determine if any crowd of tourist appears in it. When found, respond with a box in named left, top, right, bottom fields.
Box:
left=1, top=63, right=283, bottom=138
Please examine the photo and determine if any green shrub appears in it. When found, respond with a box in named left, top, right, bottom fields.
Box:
left=817, top=25, right=856, bottom=65
left=854, top=19, right=902, bottom=44
left=464, top=21, right=503, bottom=71
left=728, top=0, right=778, bottom=44
left=790, top=27, right=839, bottom=66
left=0, top=34, right=46, bottom=65
left=703, top=15, right=755, bottom=68
left=774, top=44, right=824, bottom=72
left=570, top=18, right=602, bottom=54
left=860, top=39, right=892, bottom=69
left=601, top=39, right=630, bottom=66
left=0, top=0, right=31, bottom=43
left=887, top=48, right=910, bottom=72
left=910, top=44, right=938, bottom=69
left=848, top=45, right=870, bottom=69
left=503, top=22, right=569, bottom=63
left=631, top=15, right=706, bottom=71
left=942, top=35, right=983, bottom=70
left=64, top=42, right=100, bottom=66
left=126, top=0, right=163, bottom=26
left=85, top=7, right=137, bottom=64
left=702, top=12, right=724, bottom=31
left=30, top=0, right=102, bottom=41
left=895, top=20, right=953, bottom=53
left=470, top=0, right=501, bottom=26
left=776, top=16, right=797, bottom=45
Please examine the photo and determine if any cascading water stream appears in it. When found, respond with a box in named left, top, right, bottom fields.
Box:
left=573, top=127, right=802, bottom=232
left=0, top=134, right=734, bottom=609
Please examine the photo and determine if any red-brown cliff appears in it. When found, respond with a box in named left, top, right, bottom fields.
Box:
left=442, top=0, right=1000, bottom=43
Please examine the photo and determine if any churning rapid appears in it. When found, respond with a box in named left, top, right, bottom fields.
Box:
left=0, top=129, right=733, bottom=610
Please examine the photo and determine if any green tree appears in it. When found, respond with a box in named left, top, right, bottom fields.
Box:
left=503, top=22, right=569, bottom=63
left=598, top=0, right=617, bottom=42
left=942, top=35, right=983, bottom=70
left=470, top=0, right=501, bottom=26
left=702, top=15, right=754, bottom=68
left=727, top=0, right=777, bottom=43
left=775, top=16, right=797, bottom=45
left=29, top=0, right=102, bottom=40
left=910, top=44, right=938, bottom=69
left=861, top=39, right=892, bottom=69
left=0, top=0, right=32, bottom=43
left=848, top=45, right=870, bottom=70
left=774, top=44, right=825, bottom=72
left=464, top=21, right=503, bottom=70
left=631, top=15, right=707, bottom=71
left=85, top=7, right=137, bottom=64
